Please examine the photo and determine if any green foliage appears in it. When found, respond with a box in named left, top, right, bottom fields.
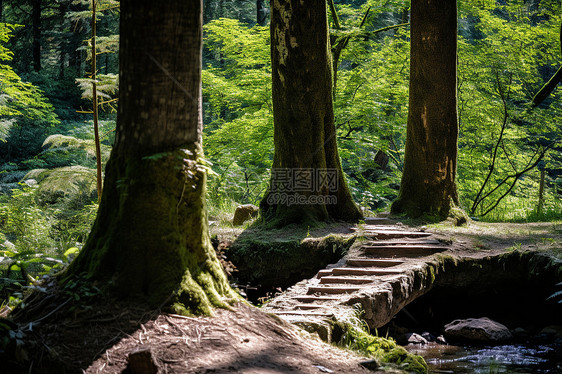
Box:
left=0, top=24, right=59, bottom=159
left=456, top=2, right=562, bottom=219
left=203, top=19, right=273, bottom=206
left=37, top=133, right=112, bottom=169
left=0, top=184, right=97, bottom=307
left=546, top=282, right=562, bottom=304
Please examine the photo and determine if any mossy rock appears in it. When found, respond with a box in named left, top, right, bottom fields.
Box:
left=229, top=227, right=355, bottom=290
left=380, top=346, right=428, bottom=373
left=24, top=166, right=98, bottom=208
left=38, top=134, right=111, bottom=169
left=336, top=324, right=428, bottom=374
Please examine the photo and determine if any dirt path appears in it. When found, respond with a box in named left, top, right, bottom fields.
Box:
left=3, top=219, right=560, bottom=373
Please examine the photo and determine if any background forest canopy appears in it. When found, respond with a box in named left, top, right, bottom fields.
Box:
left=0, top=0, right=561, bottom=269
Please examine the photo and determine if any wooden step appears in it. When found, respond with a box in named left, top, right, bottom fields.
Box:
left=319, top=276, right=374, bottom=285
left=363, top=244, right=447, bottom=258
left=331, top=267, right=403, bottom=276
left=307, top=286, right=363, bottom=295
left=295, top=304, right=326, bottom=310
left=346, top=258, right=404, bottom=267
left=274, top=310, right=333, bottom=317
left=364, top=239, right=441, bottom=246
left=317, top=269, right=333, bottom=278
left=364, top=230, right=432, bottom=239
left=293, top=295, right=339, bottom=303
left=364, top=217, right=394, bottom=225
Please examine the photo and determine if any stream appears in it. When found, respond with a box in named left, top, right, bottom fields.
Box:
left=406, top=342, right=561, bottom=373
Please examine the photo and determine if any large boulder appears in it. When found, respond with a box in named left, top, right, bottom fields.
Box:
left=232, top=204, right=259, bottom=226
left=444, top=317, right=513, bottom=343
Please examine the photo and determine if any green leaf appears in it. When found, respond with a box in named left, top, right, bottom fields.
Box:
left=64, top=247, right=80, bottom=259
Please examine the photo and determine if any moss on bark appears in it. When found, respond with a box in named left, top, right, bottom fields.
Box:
left=63, top=146, right=239, bottom=315
left=261, top=0, right=362, bottom=226
left=61, top=0, right=239, bottom=316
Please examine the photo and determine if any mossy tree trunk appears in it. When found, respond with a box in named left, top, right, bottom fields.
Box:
left=260, top=0, right=362, bottom=226
left=391, top=0, right=460, bottom=219
left=63, top=0, right=238, bottom=315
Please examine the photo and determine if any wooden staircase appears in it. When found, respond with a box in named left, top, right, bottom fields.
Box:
left=262, top=215, right=451, bottom=326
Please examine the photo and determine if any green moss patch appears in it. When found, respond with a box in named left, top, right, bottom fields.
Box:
left=336, top=324, right=427, bottom=373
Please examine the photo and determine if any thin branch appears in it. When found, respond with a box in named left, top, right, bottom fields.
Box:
left=327, top=0, right=341, bottom=30
left=480, top=146, right=551, bottom=217
left=470, top=71, right=512, bottom=214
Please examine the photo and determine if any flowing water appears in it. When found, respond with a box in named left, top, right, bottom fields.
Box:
left=406, top=343, right=561, bottom=373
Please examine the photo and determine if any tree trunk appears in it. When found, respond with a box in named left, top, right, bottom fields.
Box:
left=63, top=0, right=238, bottom=315
left=532, top=65, right=562, bottom=107
left=260, top=0, right=362, bottom=225
left=537, top=168, right=545, bottom=215
left=32, top=0, right=42, bottom=71
left=90, top=0, right=103, bottom=201
left=391, top=0, right=460, bottom=219
left=257, top=0, right=268, bottom=26
left=58, top=2, right=66, bottom=79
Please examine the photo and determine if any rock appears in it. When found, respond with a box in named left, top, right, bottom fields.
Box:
left=232, top=204, right=259, bottom=226
left=421, top=332, right=436, bottom=342
left=405, top=332, right=428, bottom=345
left=436, top=335, right=447, bottom=344
left=444, top=317, right=513, bottom=343
left=538, top=325, right=562, bottom=341
left=512, top=327, right=529, bottom=339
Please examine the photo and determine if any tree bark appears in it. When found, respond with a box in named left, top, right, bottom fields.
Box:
left=261, top=0, right=362, bottom=225
left=257, top=0, right=268, bottom=26
left=90, top=0, right=103, bottom=201
left=391, top=0, right=460, bottom=219
left=63, top=0, right=238, bottom=315
left=58, top=1, right=66, bottom=79
left=32, top=0, right=42, bottom=71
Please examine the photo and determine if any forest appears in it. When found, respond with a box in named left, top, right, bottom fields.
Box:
left=0, top=0, right=561, bottom=373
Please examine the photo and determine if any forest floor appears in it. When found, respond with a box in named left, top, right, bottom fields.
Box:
left=2, top=219, right=561, bottom=374
left=4, top=297, right=377, bottom=373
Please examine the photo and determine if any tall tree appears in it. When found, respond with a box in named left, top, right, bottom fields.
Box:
left=63, top=0, right=238, bottom=315
left=260, top=0, right=362, bottom=225
left=32, top=0, right=42, bottom=71
left=391, top=0, right=460, bottom=219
